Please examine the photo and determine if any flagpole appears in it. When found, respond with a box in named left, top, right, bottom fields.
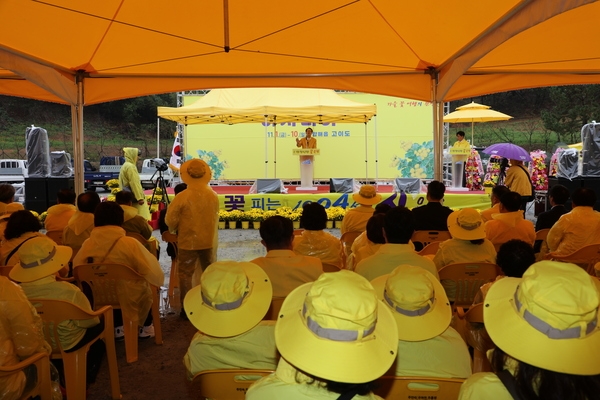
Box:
left=157, top=117, right=160, bottom=158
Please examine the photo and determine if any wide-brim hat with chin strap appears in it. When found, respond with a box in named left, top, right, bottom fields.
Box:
left=352, top=185, right=382, bottom=206
left=485, top=261, right=600, bottom=375
left=9, top=236, right=72, bottom=282
left=447, top=208, right=486, bottom=240
left=275, top=270, right=398, bottom=383
left=183, top=261, right=272, bottom=337
left=180, top=159, right=212, bottom=186
left=371, top=265, right=451, bottom=341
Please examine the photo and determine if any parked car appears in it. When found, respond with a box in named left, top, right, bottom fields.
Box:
left=0, top=159, right=28, bottom=184
left=140, top=158, right=173, bottom=190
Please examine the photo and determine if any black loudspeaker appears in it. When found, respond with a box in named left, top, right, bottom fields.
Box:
left=256, top=179, right=283, bottom=194
left=329, top=178, right=355, bottom=193
left=47, top=177, right=75, bottom=206
left=394, top=178, right=422, bottom=194
left=25, top=177, right=49, bottom=213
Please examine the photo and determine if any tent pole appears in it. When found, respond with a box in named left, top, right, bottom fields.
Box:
left=157, top=118, right=160, bottom=158
left=471, top=121, right=474, bottom=146
left=71, top=73, right=85, bottom=195
left=364, top=120, right=368, bottom=181
left=273, top=121, right=277, bottom=178
left=373, top=117, right=379, bottom=181
left=264, top=116, right=268, bottom=178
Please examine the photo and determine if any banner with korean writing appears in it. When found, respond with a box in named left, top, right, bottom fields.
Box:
left=184, top=92, right=433, bottom=180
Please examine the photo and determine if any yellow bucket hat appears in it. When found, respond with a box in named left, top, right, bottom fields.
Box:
left=447, top=208, right=485, bottom=240
left=485, top=261, right=600, bottom=375
left=183, top=261, right=272, bottom=337
left=352, top=185, right=382, bottom=206
left=9, top=236, right=72, bottom=282
left=371, top=265, right=451, bottom=341
left=180, top=159, right=212, bottom=186
left=0, top=202, right=25, bottom=220
left=275, top=270, right=398, bottom=383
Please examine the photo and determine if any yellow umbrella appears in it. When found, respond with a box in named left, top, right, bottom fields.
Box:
left=444, top=102, right=513, bottom=146
left=568, top=142, right=583, bottom=151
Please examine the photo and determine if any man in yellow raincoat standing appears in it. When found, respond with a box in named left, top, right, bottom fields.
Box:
left=119, top=147, right=150, bottom=220
left=166, top=159, right=219, bottom=319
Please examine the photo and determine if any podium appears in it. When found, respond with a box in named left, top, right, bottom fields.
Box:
left=449, top=147, right=471, bottom=189
left=293, top=148, right=320, bottom=189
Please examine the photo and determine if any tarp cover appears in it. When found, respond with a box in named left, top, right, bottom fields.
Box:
left=581, top=122, right=600, bottom=177
left=25, top=126, right=50, bottom=177
left=157, top=88, right=377, bottom=125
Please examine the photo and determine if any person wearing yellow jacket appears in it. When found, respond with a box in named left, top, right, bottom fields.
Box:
left=485, top=192, right=535, bottom=249
left=118, top=147, right=150, bottom=220
left=0, top=276, right=51, bottom=400
left=115, top=191, right=153, bottom=240
left=0, top=182, right=25, bottom=242
left=73, top=201, right=164, bottom=338
left=292, top=202, right=342, bottom=268
left=62, top=192, right=101, bottom=252
left=44, top=189, right=76, bottom=233
left=0, top=210, right=45, bottom=267
left=165, top=159, right=218, bottom=318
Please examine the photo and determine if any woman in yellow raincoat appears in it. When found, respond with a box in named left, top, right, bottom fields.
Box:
left=118, top=147, right=150, bottom=220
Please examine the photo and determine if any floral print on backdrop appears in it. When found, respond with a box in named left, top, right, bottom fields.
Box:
left=465, top=148, right=483, bottom=191
left=391, top=140, right=433, bottom=178
left=529, top=150, right=548, bottom=190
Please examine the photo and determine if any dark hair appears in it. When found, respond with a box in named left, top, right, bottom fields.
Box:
left=174, top=183, right=187, bottom=195
left=77, top=192, right=101, bottom=213
left=115, top=190, right=135, bottom=205
left=300, top=202, right=327, bottom=231
left=305, top=127, right=313, bottom=134
left=427, top=180, right=446, bottom=201
left=94, top=201, right=124, bottom=227
left=500, top=191, right=522, bottom=212
left=572, top=187, right=596, bottom=208
left=496, top=240, right=536, bottom=278
left=4, top=210, right=41, bottom=240
left=469, top=239, right=485, bottom=245
left=456, top=131, right=465, bottom=138
left=374, top=203, right=392, bottom=215
left=0, top=184, right=15, bottom=203
left=491, top=185, right=511, bottom=201
left=383, top=206, right=415, bottom=244
left=56, top=188, right=76, bottom=204
left=259, top=216, right=293, bottom=250
left=491, top=347, right=600, bottom=400
left=366, top=214, right=386, bottom=244
left=548, top=184, right=570, bottom=205
left=294, top=371, right=377, bottom=397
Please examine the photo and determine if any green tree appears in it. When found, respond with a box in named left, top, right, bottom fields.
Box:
left=541, top=85, right=600, bottom=144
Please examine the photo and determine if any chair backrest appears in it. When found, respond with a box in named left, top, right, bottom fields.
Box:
left=375, top=376, right=465, bottom=400
left=46, top=230, right=64, bottom=245
left=322, top=263, right=341, bottom=273
left=418, top=241, right=441, bottom=256
left=161, top=231, right=178, bottom=255
left=73, top=263, right=144, bottom=309
left=0, top=352, right=52, bottom=400
left=534, top=228, right=550, bottom=241
left=411, top=230, right=452, bottom=249
left=263, top=297, right=285, bottom=320
left=547, top=243, right=600, bottom=275
left=438, top=262, right=499, bottom=307
left=340, top=231, right=362, bottom=249
left=126, top=231, right=157, bottom=257
left=464, top=303, right=484, bottom=323
left=0, top=265, right=11, bottom=277
left=293, top=229, right=304, bottom=236
left=192, top=369, right=273, bottom=400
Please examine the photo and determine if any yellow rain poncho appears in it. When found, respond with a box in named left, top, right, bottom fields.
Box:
left=44, top=203, right=76, bottom=233
left=119, top=147, right=150, bottom=220
left=62, top=210, right=94, bottom=250
left=292, top=230, right=342, bottom=268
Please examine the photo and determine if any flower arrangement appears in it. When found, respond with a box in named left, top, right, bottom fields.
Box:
left=549, top=148, right=563, bottom=177
left=484, top=155, right=503, bottom=185
left=244, top=208, right=265, bottom=222
left=106, top=179, right=120, bottom=189
left=465, top=148, right=483, bottom=191
left=218, top=210, right=231, bottom=221
left=529, top=150, right=548, bottom=190
left=149, top=204, right=160, bottom=214
left=111, top=187, right=122, bottom=195
left=482, top=179, right=495, bottom=188
left=37, top=211, right=47, bottom=225
left=105, top=195, right=116, bottom=202
left=326, top=206, right=346, bottom=221
left=146, top=194, right=162, bottom=205
left=274, top=206, right=299, bottom=221
left=228, top=209, right=245, bottom=221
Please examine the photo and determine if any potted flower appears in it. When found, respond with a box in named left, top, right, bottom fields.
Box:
left=245, top=208, right=265, bottom=229
left=290, top=210, right=302, bottom=229
left=482, top=179, right=495, bottom=195
left=38, top=211, right=47, bottom=229
left=227, top=209, right=244, bottom=229
left=218, top=210, right=229, bottom=229
left=106, top=179, right=120, bottom=189
left=327, top=207, right=345, bottom=229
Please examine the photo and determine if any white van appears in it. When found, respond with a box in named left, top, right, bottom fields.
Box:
left=0, top=159, right=28, bottom=183
left=140, top=158, right=174, bottom=190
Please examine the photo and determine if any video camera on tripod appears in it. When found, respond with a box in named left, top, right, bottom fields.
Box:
left=151, top=158, right=169, bottom=172
left=148, top=158, right=170, bottom=212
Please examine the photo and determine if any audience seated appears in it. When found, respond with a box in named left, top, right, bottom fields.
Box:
left=350, top=203, right=392, bottom=255
left=0, top=275, right=51, bottom=400
left=0, top=184, right=25, bottom=243
left=0, top=210, right=45, bottom=268
left=11, top=236, right=105, bottom=389
left=293, top=202, right=342, bottom=268
left=458, top=261, right=600, bottom=399
left=480, top=185, right=510, bottom=223
left=158, top=183, right=187, bottom=261
left=535, top=184, right=569, bottom=254
left=340, top=185, right=381, bottom=234
left=73, top=201, right=164, bottom=339
left=115, top=191, right=153, bottom=240
left=371, top=265, right=471, bottom=378
left=246, top=271, right=398, bottom=400
left=485, top=191, right=535, bottom=249
left=547, top=187, right=600, bottom=257
left=250, top=216, right=322, bottom=298
left=63, top=192, right=101, bottom=252
left=355, top=207, right=439, bottom=281
left=352, top=214, right=386, bottom=267
left=183, top=261, right=277, bottom=379
left=411, top=180, right=453, bottom=231
left=44, top=189, right=77, bottom=234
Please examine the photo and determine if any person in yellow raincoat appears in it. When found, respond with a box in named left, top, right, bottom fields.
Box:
left=165, top=159, right=219, bottom=319
left=44, top=189, right=77, bottom=233
left=0, top=183, right=25, bottom=243
left=62, top=192, right=101, bottom=252
left=118, top=147, right=150, bottom=220
left=0, top=276, right=51, bottom=400
left=0, top=210, right=45, bottom=267
left=292, top=202, right=342, bottom=268
left=73, top=201, right=164, bottom=339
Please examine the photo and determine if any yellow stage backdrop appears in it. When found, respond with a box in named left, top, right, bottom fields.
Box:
left=183, top=93, right=433, bottom=180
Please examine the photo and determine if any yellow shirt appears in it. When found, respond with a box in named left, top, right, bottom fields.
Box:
left=293, top=230, right=342, bottom=268
left=63, top=211, right=95, bottom=250
left=183, top=321, right=277, bottom=380
left=341, top=206, right=374, bottom=234
left=392, top=327, right=472, bottom=378
left=20, top=276, right=99, bottom=351
left=452, top=139, right=470, bottom=162
left=44, top=203, right=76, bottom=233
left=485, top=212, right=535, bottom=248
left=247, top=358, right=384, bottom=400
left=547, top=206, right=600, bottom=257
left=356, top=244, right=439, bottom=282
left=480, top=203, right=500, bottom=223
left=458, top=372, right=512, bottom=400
left=250, top=250, right=323, bottom=297
left=297, top=137, right=317, bottom=149
left=433, top=239, right=496, bottom=270
left=0, top=232, right=45, bottom=267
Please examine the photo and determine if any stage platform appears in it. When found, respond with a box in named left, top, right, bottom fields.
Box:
left=147, top=184, right=491, bottom=211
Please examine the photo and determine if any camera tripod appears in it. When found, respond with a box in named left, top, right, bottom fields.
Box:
left=148, top=169, right=170, bottom=213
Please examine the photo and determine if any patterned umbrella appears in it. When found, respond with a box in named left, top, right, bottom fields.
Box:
left=483, top=143, right=531, bottom=162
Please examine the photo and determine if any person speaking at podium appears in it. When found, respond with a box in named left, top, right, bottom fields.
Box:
left=452, top=131, right=470, bottom=188
left=296, top=128, right=317, bottom=149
